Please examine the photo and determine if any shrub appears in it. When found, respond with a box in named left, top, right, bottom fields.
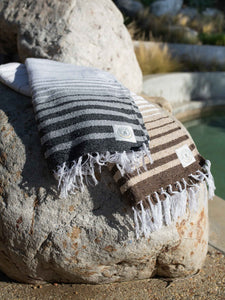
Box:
left=128, top=12, right=199, bottom=44
left=134, top=42, right=182, bottom=74
left=183, top=0, right=217, bottom=12
left=199, top=32, right=225, bottom=45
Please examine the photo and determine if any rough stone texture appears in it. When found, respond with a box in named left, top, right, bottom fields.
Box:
left=150, top=0, right=183, bottom=16
left=142, top=70, right=225, bottom=105
left=0, top=83, right=209, bottom=284
left=0, top=0, right=142, bottom=94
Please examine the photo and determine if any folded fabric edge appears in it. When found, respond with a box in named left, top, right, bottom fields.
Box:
left=54, top=143, right=153, bottom=198
left=132, top=160, right=215, bottom=239
left=0, top=62, right=32, bottom=97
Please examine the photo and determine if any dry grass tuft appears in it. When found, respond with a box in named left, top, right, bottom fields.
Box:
left=134, top=43, right=181, bottom=75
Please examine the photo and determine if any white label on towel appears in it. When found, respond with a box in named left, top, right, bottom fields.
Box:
left=113, top=125, right=136, bottom=143
left=176, top=144, right=196, bottom=168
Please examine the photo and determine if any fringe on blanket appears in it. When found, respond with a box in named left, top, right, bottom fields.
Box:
left=132, top=160, right=215, bottom=239
left=54, top=143, right=153, bottom=198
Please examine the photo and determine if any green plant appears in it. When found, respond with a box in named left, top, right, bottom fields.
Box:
left=139, top=0, right=155, bottom=7
left=199, top=32, right=225, bottom=45
left=183, top=0, right=217, bottom=12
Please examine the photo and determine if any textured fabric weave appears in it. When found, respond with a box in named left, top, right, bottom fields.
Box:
left=111, top=94, right=212, bottom=207
left=0, top=61, right=215, bottom=238
left=25, top=59, right=152, bottom=194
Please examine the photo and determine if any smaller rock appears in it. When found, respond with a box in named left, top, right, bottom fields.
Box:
left=179, top=7, right=198, bottom=19
left=202, top=8, right=223, bottom=17
left=150, top=0, right=183, bottom=16
left=113, top=0, right=144, bottom=18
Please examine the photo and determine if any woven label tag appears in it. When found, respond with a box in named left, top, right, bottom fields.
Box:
left=176, top=144, right=196, bottom=168
left=113, top=125, right=136, bottom=143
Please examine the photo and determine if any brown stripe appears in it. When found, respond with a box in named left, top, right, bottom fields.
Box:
left=146, top=120, right=175, bottom=131
left=111, top=164, right=119, bottom=177
left=150, top=127, right=181, bottom=140
left=117, top=144, right=196, bottom=186
left=119, top=147, right=199, bottom=194
left=148, top=122, right=179, bottom=139
left=122, top=155, right=203, bottom=202
left=117, top=152, right=178, bottom=187
left=144, top=116, right=168, bottom=125
left=151, top=135, right=189, bottom=154
left=113, top=140, right=195, bottom=182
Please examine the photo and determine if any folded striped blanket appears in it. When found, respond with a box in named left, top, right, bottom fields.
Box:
left=0, top=60, right=215, bottom=239
left=111, top=94, right=215, bottom=237
left=1, top=59, right=152, bottom=197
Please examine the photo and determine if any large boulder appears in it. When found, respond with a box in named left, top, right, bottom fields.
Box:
left=0, top=83, right=209, bottom=284
left=0, top=0, right=142, bottom=94
left=150, top=0, right=183, bottom=16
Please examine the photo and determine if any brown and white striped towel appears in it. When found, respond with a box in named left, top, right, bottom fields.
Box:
left=109, top=94, right=215, bottom=237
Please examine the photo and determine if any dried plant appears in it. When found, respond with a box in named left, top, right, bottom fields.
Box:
left=134, top=43, right=182, bottom=75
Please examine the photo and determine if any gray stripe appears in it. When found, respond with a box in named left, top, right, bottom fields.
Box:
left=34, top=94, right=132, bottom=110
left=33, top=85, right=128, bottom=98
left=32, top=81, right=126, bottom=90
left=33, top=83, right=127, bottom=93
left=41, top=120, right=143, bottom=144
left=38, top=108, right=140, bottom=128
left=45, top=132, right=145, bottom=158
left=33, top=88, right=129, bottom=103
left=36, top=100, right=137, bottom=119
left=32, top=76, right=117, bottom=84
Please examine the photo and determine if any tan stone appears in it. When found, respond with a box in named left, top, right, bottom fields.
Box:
left=0, top=0, right=142, bottom=93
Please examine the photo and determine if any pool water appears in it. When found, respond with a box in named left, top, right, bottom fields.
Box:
left=184, top=112, right=225, bottom=199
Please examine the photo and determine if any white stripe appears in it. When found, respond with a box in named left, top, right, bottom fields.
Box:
left=141, top=108, right=159, bottom=114
left=138, top=104, right=155, bottom=109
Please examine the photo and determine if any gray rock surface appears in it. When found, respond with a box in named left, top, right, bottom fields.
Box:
left=0, top=84, right=209, bottom=284
left=0, top=0, right=142, bottom=94
left=179, top=7, right=198, bottom=19
left=142, top=70, right=225, bottom=106
left=202, top=8, right=223, bottom=17
left=150, top=0, right=183, bottom=16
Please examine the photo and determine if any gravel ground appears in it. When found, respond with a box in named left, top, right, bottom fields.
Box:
left=0, top=249, right=224, bottom=300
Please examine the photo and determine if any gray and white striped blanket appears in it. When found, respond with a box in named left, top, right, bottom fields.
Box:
left=9, top=58, right=152, bottom=196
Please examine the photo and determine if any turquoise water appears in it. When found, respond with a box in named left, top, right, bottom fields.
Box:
left=184, top=112, right=225, bottom=199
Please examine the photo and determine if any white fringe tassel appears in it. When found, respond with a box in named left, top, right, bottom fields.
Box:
left=54, top=144, right=153, bottom=198
left=133, top=160, right=215, bottom=239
